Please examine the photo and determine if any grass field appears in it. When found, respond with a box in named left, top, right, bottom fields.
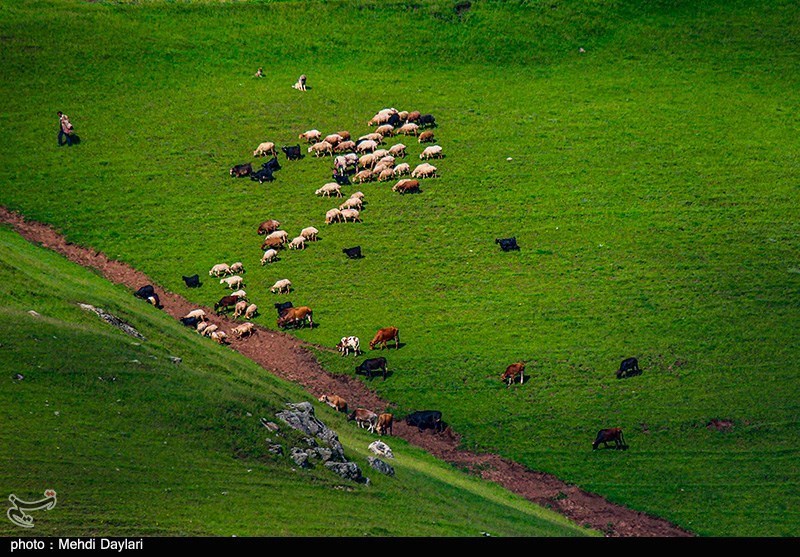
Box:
left=0, top=225, right=590, bottom=537
left=1, top=0, right=799, bottom=536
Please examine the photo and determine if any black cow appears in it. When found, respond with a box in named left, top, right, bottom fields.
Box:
left=274, top=301, right=294, bottom=317
left=333, top=172, right=350, bottom=186
left=180, top=316, right=200, bottom=328
left=282, top=145, right=302, bottom=160
left=418, top=114, right=436, bottom=127
left=250, top=167, right=274, bottom=184
left=355, top=357, right=387, bottom=380
left=182, top=274, right=200, bottom=288
left=405, top=410, right=444, bottom=433
left=343, top=246, right=362, bottom=259
left=230, top=163, right=253, bottom=177
left=592, top=428, right=627, bottom=450
left=495, top=237, right=520, bottom=251
left=262, top=156, right=281, bottom=172
left=616, top=357, right=641, bottom=379
left=387, top=112, right=401, bottom=127
left=134, top=285, right=155, bottom=299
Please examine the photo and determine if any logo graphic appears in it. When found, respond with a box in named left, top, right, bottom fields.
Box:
left=7, top=490, right=57, bottom=528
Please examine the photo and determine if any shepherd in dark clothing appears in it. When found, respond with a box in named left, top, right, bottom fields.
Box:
left=57, top=111, right=74, bottom=146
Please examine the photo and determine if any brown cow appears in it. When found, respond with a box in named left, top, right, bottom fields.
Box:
left=348, top=408, right=378, bottom=433
left=319, top=394, right=348, bottom=413
left=376, top=413, right=393, bottom=436
left=592, top=428, right=627, bottom=450
left=214, top=295, right=240, bottom=314
left=276, top=306, right=313, bottom=329
left=369, top=327, right=400, bottom=350
left=257, top=219, right=281, bottom=235
left=261, top=236, right=285, bottom=251
left=502, top=362, right=525, bottom=387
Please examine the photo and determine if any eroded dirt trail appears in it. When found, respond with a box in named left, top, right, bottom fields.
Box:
left=0, top=206, right=693, bottom=537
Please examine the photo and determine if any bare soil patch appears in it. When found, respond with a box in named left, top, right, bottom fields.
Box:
left=0, top=206, right=693, bottom=537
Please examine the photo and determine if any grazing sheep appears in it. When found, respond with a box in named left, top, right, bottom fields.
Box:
left=270, top=279, right=292, bottom=294
left=398, top=122, right=419, bottom=136
left=358, top=153, right=378, bottom=169
left=230, top=262, right=244, bottom=274
left=353, top=169, right=374, bottom=183
left=406, top=110, right=421, bottom=123
left=372, top=162, right=393, bottom=175
left=389, top=143, right=407, bottom=157
left=378, top=168, right=395, bottom=182
left=339, top=197, right=362, bottom=210
left=220, top=275, right=244, bottom=289
left=325, top=208, right=343, bottom=224
left=393, top=179, right=420, bottom=194
left=337, top=130, right=351, bottom=141
left=196, top=321, right=209, bottom=334
left=230, top=289, right=247, bottom=300
left=232, top=322, right=256, bottom=338
left=356, top=140, right=378, bottom=153
left=292, top=74, right=307, bottom=91
left=375, top=124, right=394, bottom=137
left=253, top=141, right=277, bottom=157
left=300, top=226, right=319, bottom=241
left=411, top=162, right=438, bottom=178
left=418, top=130, right=435, bottom=143
left=209, top=263, right=231, bottom=277
left=261, top=236, right=284, bottom=251
left=201, top=323, right=218, bottom=337
left=183, top=309, right=207, bottom=321
left=393, top=163, right=411, bottom=176
left=379, top=155, right=396, bottom=165
left=299, top=129, right=321, bottom=143
left=340, top=208, right=362, bottom=223
left=257, top=219, right=281, bottom=235
left=261, top=248, right=278, bottom=265
left=349, top=191, right=365, bottom=200
left=324, top=133, right=343, bottom=146
left=288, top=236, right=306, bottom=250
left=420, top=145, right=444, bottom=160
left=266, top=230, right=289, bottom=244
left=334, top=140, right=356, bottom=153
left=398, top=110, right=409, bottom=121
left=315, top=182, right=343, bottom=197
left=244, top=304, right=258, bottom=319
left=308, top=140, right=334, bottom=157
left=233, top=300, right=248, bottom=318
left=210, top=330, right=228, bottom=344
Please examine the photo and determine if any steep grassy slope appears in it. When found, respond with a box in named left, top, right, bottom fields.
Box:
left=1, top=0, right=798, bottom=536
left=0, top=225, right=589, bottom=536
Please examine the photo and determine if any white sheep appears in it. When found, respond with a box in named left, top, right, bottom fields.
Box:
left=375, top=124, right=394, bottom=137
left=292, top=74, right=307, bottom=91
left=196, top=321, right=209, bottom=334
left=315, top=183, right=342, bottom=197
left=308, top=140, right=333, bottom=157
left=389, top=144, right=407, bottom=158
left=356, top=139, right=378, bottom=153
left=372, top=162, right=393, bottom=175
left=339, top=197, right=362, bottom=211
left=209, top=263, right=230, bottom=277
left=183, top=309, right=206, bottom=321
left=253, top=142, right=276, bottom=157
left=270, top=279, right=292, bottom=294
left=420, top=145, right=443, bottom=160
left=378, top=168, right=395, bottom=182
left=201, top=323, right=218, bottom=337
left=349, top=191, right=365, bottom=200
left=233, top=300, right=248, bottom=318
left=210, top=330, right=228, bottom=344
left=411, top=162, right=438, bottom=178
left=353, top=169, right=374, bottom=183
left=358, top=153, right=378, bottom=169
left=220, top=275, right=244, bottom=289
left=266, top=230, right=289, bottom=243
left=299, top=129, right=321, bottom=143
left=393, top=163, right=411, bottom=176
left=230, top=261, right=244, bottom=274
left=324, top=133, right=343, bottom=146
left=261, top=248, right=278, bottom=265
left=232, top=322, right=256, bottom=338
left=325, top=208, right=343, bottom=224
left=398, top=122, right=419, bottom=136
left=230, top=289, right=247, bottom=299
left=244, top=304, right=258, bottom=319
left=288, top=236, right=306, bottom=250
left=340, top=209, right=362, bottom=223
left=372, top=148, right=390, bottom=159
left=300, top=226, right=319, bottom=241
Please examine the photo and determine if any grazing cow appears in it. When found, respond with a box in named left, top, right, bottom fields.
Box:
left=257, top=219, right=281, bottom=235
left=393, top=180, right=420, bottom=194
left=262, top=156, right=281, bottom=172
left=274, top=301, right=294, bottom=317
left=261, top=236, right=284, bottom=251
left=337, top=336, right=361, bottom=357
left=180, top=316, right=200, bottom=328
left=418, top=113, right=436, bottom=127
left=319, top=394, right=348, bottom=413
left=214, top=295, right=240, bottom=314
left=134, top=285, right=155, bottom=300
left=502, top=362, right=526, bottom=386
left=616, top=357, right=641, bottom=379
left=342, top=246, right=362, bottom=259
left=592, top=428, right=627, bottom=450
left=182, top=274, right=200, bottom=288
left=250, top=167, right=274, bottom=183
left=348, top=408, right=379, bottom=433
left=230, top=163, right=253, bottom=177
left=276, top=306, right=313, bottom=329
left=405, top=410, right=444, bottom=433
left=282, top=145, right=302, bottom=160
left=495, top=237, right=520, bottom=251
left=376, top=413, right=394, bottom=436
left=355, top=357, right=388, bottom=380
left=369, top=327, right=400, bottom=350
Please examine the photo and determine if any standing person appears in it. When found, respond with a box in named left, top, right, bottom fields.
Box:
left=57, top=111, right=74, bottom=147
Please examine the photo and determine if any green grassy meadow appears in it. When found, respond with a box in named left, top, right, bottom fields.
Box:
left=1, top=0, right=799, bottom=536
left=0, top=225, right=590, bottom=537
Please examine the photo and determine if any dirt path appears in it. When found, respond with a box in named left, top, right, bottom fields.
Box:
left=0, top=206, right=693, bottom=537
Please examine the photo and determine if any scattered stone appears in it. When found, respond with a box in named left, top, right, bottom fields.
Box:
left=78, top=303, right=145, bottom=340
left=260, top=419, right=280, bottom=432
left=290, top=447, right=311, bottom=468
left=325, top=461, right=369, bottom=485
left=304, top=437, right=318, bottom=448
left=267, top=444, right=284, bottom=456
left=367, top=457, right=395, bottom=477
left=276, top=402, right=345, bottom=462
left=368, top=440, right=394, bottom=459
left=13, top=373, right=24, bottom=381
left=312, top=447, right=333, bottom=462
left=28, top=310, right=41, bottom=318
